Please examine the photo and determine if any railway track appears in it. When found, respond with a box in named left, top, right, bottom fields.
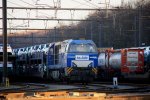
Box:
left=0, top=83, right=49, bottom=93
left=1, top=81, right=150, bottom=93
left=1, top=76, right=150, bottom=93
left=66, top=82, right=150, bottom=93
left=0, top=81, right=150, bottom=100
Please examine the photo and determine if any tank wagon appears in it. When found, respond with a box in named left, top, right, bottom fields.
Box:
left=98, top=48, right=146, bottom=80
left=127, top=46, right=150, bottom=79
left=14, top=39, right=98, bottom=82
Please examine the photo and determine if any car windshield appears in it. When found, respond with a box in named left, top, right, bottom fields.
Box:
left=46, top=44, right=49, bottom=48
left=20, top=48, right=23, bottom=51
left=24, top=48, right=27, bottom=51
left=35, top=46, right=39, bottom=50
left=68, top=43, right=97, bottom=53
left=27, top=47, right=31, bottom=51
left=41, top=45, right=44, bottom=49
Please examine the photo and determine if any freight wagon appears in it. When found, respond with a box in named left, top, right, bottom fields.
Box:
left=98, top=48, right=145, bottom=80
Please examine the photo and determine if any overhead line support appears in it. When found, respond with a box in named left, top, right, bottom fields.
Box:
left=0, top=7, right=101, bottom=11
left=0, top=7, right=142, bottom=11
left=0, top=18, right=100, bottom=21
left=2, top=0, right=8, bottom=87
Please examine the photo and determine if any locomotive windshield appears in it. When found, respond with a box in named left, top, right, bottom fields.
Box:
left=68, top=43, right=97, bottom=53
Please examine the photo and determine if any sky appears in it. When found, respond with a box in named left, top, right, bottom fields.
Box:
left=0, top=0, right=136, bottom=34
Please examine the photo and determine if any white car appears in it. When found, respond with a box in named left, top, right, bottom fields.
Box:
left=30, top=45, right=40, bottom=54
left=17, top=48, right=25, bottom=56
left=12, top=48, right=19, bottom=55
left=0, top=44, right=13, bottom=55
left=42, top=43, right=52, bottom=54
left=37, top=44, right=45, bottom=52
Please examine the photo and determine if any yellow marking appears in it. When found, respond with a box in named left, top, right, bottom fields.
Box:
left=6, top=78, right=9, bottom=87
left=67, top=67, right=73, bottom=74
left=67, top=68, right=72, bottom=72
left=68, top=68, right=73, bottom=74
left=92, top=68, right=97, bottom=74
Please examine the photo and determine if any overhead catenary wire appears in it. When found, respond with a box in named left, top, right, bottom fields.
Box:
left=20, top=0, right=35, bottom=6
left=1, top=0, right=140, bottom=35
left=71, top=0, right=96, bottom=8
left=19, top=0, right=57, bottom=18
left=7, top=1, right=23, bottom=7
left=83, top=0, right=100, bottom=8
left=15, top=0, right=84, bottom=24
left=6, top=1, right=56, bottom=17
left=3, top=1, right=96, bottom=34
left=5, top=0, right=61, bottom=34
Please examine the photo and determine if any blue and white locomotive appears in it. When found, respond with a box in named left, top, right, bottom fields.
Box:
left=46, top=39, right=98, bottom=82
left=14, top=39, right=98, bottom=82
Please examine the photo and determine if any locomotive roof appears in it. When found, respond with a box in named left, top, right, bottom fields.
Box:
left=64, top=39, right=94, bottom=44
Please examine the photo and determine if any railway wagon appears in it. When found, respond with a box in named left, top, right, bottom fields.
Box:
left=98, top=48, right=145, bottom=80
left=98, top=49, right=123, bottom=79
left=15, top=47, right=30, bottom=76
left=130, top=46, right=150, bottom=66
left=14, top=45, right=44, bottom=78
left=0, top=44, right=15, bottom=81
left=121, top=49, right=145, bottom=79
left=27, top=49, right=45, bottom=78
left=14, top=39, right=98, bottom=82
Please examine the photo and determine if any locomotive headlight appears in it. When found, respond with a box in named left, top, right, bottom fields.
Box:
left=88, top=62, right=93, bottom=67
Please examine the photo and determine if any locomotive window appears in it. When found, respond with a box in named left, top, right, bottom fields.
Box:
left=68, top=44, right=97, bottom=53
left=61, top=44, right=66, bottom=52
